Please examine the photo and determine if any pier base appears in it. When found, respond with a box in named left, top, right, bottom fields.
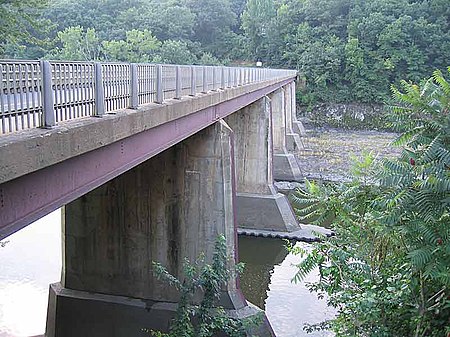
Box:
left=46, top=283, right=273, bottom=337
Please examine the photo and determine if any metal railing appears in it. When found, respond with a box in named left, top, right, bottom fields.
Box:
left=0, top=60, right=296, bottom=135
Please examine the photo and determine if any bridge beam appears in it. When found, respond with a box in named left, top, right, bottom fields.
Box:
left=270, top=88, right=303, bottom=181
left=225, top=97, right=300, bottom=232
left=45, top=121, right=273, bottom=337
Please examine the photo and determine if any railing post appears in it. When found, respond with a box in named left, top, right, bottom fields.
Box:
left=175, top=65, right=182, bottom=99
left=156, top=64, right=163, bottom=104
left=129, top=63, right=138, bottom=109
left=234, top=68, right=238, bottom=87
left=94, top=62, right=105, bottom=116
left=228, top=68, right=232, bottom=87
left=202, top=66, right=207, bottom=93
left=221, top=66, right=225, bottom=89
left=190, top=66, right=196, bottom=96
left=40, top=60, right=56, bottom=127
left=212, top=67, right=217, bottom=91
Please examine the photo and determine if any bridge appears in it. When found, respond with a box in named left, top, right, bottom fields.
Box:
left=0, top=60, right=307, bottom=337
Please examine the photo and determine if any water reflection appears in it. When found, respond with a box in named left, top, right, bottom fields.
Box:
left=238, top=236, right=288, bottom=309
left=238, top=235, right=335, bottom=337
left=0, top=210, right=62, bottom=337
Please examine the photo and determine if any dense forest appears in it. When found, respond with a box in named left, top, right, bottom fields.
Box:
left=1, top=0, right=449, bottom=105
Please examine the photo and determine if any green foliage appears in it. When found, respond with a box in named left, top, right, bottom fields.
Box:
left=46, top=26, right=102, bottom=61
left=148, top=235, right=255, bottom=337
left=0, top=0, right=50, bottom=57
left=103, top=29, right=160, bottom=63
left=265, top=0, right=450, bottom=105
left=241, top=0, right=275, bottom=61
left=157, top=40, right=197, bottom=65
left=198, top=53, right=222, bottom=66
left=185, top=0, right=237, bottom=57
left=3, top=0, right=450, bottom=106
left=291, top=69, right=450, bottom=336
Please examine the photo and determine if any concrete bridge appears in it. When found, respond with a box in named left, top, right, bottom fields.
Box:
left=0, top=60, right=307, bottom=336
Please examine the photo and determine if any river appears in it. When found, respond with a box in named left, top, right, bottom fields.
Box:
left=0, top=210, right=334, bottom=337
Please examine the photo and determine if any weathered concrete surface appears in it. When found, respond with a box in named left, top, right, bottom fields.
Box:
left=46, top=121, right=274, bottom=336
left=269, top=88, right=303, bottom=182
left=270, top=88, right=286, bottom=153
left=225, top=97, right=300, bottom=232
left=46, top=284, right=273, bottom=337
left=288, top=82, right=307, bottom=137
left=284, top=83, right=304, bottom=152
left=0, top=77, right=296, bottom=240
left=273, top=153, right=303, bottom=182
left=234, top=193, right=298, bottom=232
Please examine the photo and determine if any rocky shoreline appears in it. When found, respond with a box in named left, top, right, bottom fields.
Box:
left=276, top=124, right=401, bottom=192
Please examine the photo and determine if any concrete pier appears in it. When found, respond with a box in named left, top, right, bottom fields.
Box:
left=45, top=121, right=273, bottom=337
left=270, top=88, right=303, bottom=181
left=225, top=97, right=300, bottom=233
left=284, top=83, right=304, bottom=152
left=288, top=82, right=307, bottom=137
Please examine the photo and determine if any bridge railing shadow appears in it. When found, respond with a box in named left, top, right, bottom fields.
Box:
left=0, top=59, right=296, bottom=135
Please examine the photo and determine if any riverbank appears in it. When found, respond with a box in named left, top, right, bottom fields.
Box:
left=294, top=123, right=401, bottom=182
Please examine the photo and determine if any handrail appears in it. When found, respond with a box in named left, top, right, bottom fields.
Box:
left=0, top=60, right=297, bottom=135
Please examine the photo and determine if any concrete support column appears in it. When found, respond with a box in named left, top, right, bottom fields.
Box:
left=225, top=97, right=300, bottom=233
left=284, top=82, right=304, bottom=152
left=289, top=81, right=307, bottom=137
left=270, top=88, right=303, bottom=181
left=45, top=121, right=273, bottom=337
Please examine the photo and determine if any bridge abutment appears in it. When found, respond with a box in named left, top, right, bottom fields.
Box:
left=45, top=121, right=273, bottom=337
left=225, top=97, right=299, bottom=232
left=270, top=88, right=303, bottom=181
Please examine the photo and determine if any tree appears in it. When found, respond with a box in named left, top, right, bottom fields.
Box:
left=185, top=0, right=237, bottom=57
left=241, top=0, right=275, bottom=61
left=103, top=29, right=161, bottom=63
left=46, top=26, right=102, bottom=61
left=291, top=68, right=450, bottom=336
left=156, top=40, right=197, bottom=65
left=0, top=0, right=49, bottom=57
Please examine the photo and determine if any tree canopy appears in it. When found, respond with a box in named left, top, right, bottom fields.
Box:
left=1, top=0, right=449, bottom=104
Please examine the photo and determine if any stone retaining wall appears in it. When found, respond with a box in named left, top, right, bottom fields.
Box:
left=299, top=103, right=390, bottom=130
